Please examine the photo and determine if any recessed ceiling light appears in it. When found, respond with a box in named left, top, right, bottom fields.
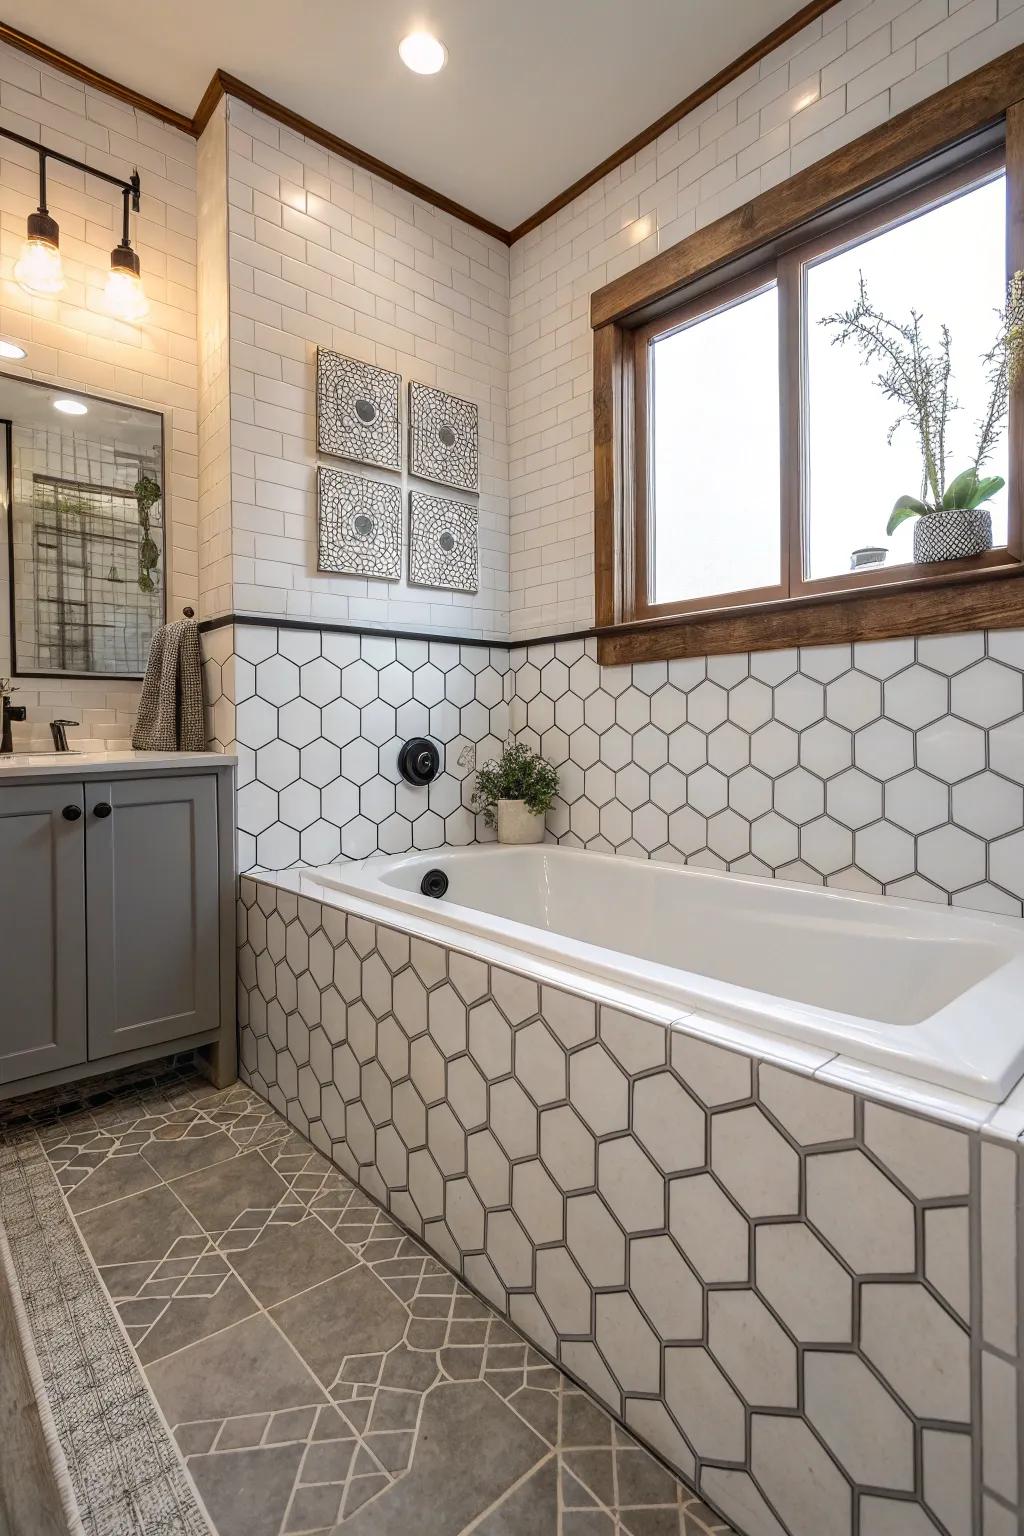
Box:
left=0, top=340, right=27, bottom=360
left=53, top=397, right=87, bottom=416
left=399, top=31, right=447, bottom=74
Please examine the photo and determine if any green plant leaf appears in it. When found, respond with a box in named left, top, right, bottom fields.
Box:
left=941, top=468, right=980, bottom=510
left=886, top=495, right=927, bottom=536
left=970, top=474, right=1005, bottom=508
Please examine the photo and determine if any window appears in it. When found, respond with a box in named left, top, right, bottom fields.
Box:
left=801, top=167, right=1007, bottom=584
left=635, top=154, right=1010, bottom=622
left=646, top=277, right=781, bottom=607
left=593, top=54, right=1024, bottom=665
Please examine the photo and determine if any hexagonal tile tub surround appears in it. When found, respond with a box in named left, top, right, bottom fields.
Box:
left=238, top=875, right=1024, bottom=1536
left=506, top=629, right=1024, bottom=919
left=205, top=623, right=1024, bottom=921
left=202, top=624, right=512, bottom=873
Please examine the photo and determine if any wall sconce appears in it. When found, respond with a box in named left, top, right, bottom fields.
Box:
left=2, top=128, right=147, bottom=320
left=105, top=176, right=147, bottom=321
left=13, top=150, right=62, bottom=296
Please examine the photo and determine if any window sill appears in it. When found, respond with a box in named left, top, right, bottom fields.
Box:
left=595, top=563, right=1024, bottom=667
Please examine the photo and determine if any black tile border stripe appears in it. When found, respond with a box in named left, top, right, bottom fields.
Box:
left=197, top=612, right=599, bottom=652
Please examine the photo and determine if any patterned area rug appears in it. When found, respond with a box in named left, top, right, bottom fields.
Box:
left=0, top=1059, right=214, bottom=1536
left=0, top=1060, right=734, bottom=1536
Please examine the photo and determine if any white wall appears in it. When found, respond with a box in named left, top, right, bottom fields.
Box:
left=507, top=0, right=1024, bottom=637
left=221, top=97, right=510, bottom=638
left=0, top=37, right=198, bottom=747
left=196, top=99, right=232, bottom=621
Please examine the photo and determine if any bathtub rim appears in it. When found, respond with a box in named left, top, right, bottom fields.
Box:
left=240, top=858, right=1024, bottom=1139
left=311, top=846, right=1024, bottom=1105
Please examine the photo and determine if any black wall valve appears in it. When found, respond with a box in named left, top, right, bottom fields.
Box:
left=398, top=737, right=440, bottom=786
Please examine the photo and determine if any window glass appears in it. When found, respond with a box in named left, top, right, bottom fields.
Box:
left=650, top=284, right=781, bottom=606
left=804, top=173, right=1007, bottom=580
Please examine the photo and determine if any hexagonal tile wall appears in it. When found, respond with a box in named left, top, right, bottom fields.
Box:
left=236, top=875, right=1015, bottom=1536
left=208, top=622, right=1024, bottom=913
left=204, top=624, right=510, bottom=870
left=507, top=631, right=1024, bottom=916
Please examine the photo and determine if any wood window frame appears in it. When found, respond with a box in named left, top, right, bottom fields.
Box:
left=593, top=44, right=1024, bottom=667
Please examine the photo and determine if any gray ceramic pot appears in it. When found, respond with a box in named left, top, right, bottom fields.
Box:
left=913, top=508, right=992, bottom=563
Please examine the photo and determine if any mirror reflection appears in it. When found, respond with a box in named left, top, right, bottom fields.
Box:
left=1, top=375, right=165, bottom=677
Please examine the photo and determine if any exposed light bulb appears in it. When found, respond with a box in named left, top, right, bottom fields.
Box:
left=399, top=31, right=447, bottom=74
left=105, top=264, right=148, bottom=322
left=53, top=397, right=87, bottom=416
left=0, top=339, right=27, bottom=360
left=15, top=234, right=64, bottom=296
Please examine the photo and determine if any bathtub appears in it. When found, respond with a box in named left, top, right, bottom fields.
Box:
left=310, top=845, right=1024, bottom=1104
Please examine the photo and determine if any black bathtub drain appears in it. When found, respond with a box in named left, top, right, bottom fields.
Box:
left=420, top=868, right=449, bottom=899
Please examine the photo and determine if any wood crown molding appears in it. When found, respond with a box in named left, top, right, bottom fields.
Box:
left=592, top=39, right=1024, bottom=327
left=506, top=0, right=844, bottom=242
left=0, top=2, right=847, bottom=247
left=0, top=20, right=193, bottom=131
left=196, top=70, right=509, bottom=243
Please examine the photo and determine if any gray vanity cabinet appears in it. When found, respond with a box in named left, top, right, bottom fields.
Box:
left=0, top=782, right=88, bottom=1083
left=84, top=775, right=220, bottom=1059
left=0, top=760, right=235, bottom=1098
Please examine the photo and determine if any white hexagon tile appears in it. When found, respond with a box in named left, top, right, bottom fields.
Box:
left=237, top=878, right=1023, bottom=1536
left=202, top=624, right=510, bottom=871
left=507, top=631, right=1024, bottom=917
left=206, top=624, right=1024, bottom=911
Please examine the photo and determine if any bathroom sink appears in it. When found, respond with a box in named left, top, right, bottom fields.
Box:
left=1, top=750, right=82, bottom=761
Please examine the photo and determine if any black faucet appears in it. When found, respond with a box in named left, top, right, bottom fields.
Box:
left=50, top=719, right=78, bottom=752
left=1, top=687, right=26, bottom=754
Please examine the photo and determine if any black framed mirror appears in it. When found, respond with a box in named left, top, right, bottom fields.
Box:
left=1, top=373, right=166, bottom=679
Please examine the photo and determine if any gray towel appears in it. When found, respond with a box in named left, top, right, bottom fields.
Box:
left=132, top=618, right=206, bottom=752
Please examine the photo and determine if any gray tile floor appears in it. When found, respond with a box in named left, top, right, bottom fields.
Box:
left=2, top=1063, right=737, bottom=1536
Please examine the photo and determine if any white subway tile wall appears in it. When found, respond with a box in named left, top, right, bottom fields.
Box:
left=222, top=98, right=510, bottom=636
left=0, top=37, right=198, bottom=748
left=196, top=100, right=233, bottom=620
left=507, top=0, right=1024, bottom=637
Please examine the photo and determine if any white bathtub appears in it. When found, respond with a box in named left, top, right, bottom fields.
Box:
left=307, top=845, right=1024, bottom=1104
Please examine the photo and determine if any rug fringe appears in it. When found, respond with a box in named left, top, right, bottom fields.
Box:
left=0, top=1220, right=87, bottom=1536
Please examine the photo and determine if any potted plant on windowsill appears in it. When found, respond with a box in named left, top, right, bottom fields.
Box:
left=472, top=741, right=559, bottom=845
left=821, top=271, right=1024, bottom=564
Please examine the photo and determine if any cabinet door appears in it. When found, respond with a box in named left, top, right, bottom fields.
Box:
left=86, top=775, right=220, bottom=1059
left=0, top=783, right=87, bottom=1083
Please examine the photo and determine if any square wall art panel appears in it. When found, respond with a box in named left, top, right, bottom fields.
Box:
left=318, top=468, right=401, bottom=580
left=316, top=349, right=401, bottom=471
left=408, top=381, right=479, bottom=492
left=409, top=491, right=479, bottom=593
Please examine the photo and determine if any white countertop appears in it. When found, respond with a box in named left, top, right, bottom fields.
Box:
left=0, top=749, right=236, bottom=778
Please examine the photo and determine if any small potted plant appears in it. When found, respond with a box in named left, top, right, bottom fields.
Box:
left=472, top=740, right=559, bottom=845
left=821, top=272, right=1024, bottom=563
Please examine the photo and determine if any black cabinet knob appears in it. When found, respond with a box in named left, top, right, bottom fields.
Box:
left=94, top=802, right=112, bottom=818
left=62, top=804, right=82, bottom=821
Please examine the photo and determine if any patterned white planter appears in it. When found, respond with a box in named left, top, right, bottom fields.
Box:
left=913, top=507, right=992, bottom=562
left=497, top=798, right=545, bottom=843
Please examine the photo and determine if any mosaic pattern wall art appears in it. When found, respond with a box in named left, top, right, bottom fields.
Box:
left=316, top=350, right=401, bottom=472
left=409, top=492, right=479, bottom=593
left=317, top=468, right=401, bottom=581
left=409, top=382, right=479, bottom=492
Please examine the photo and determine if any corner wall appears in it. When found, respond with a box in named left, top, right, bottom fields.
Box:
left=507, top=0, right=1024, bottom=636
left=222, top=97, right=510, bottom=636
left=0, top=38, right=198, bottom=748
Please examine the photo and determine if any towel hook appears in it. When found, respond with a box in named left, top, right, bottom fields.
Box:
left=182, top=606, right=195, bottom=618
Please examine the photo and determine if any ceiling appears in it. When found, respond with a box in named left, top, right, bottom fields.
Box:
left=5, top=0, right=803, bottom=230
